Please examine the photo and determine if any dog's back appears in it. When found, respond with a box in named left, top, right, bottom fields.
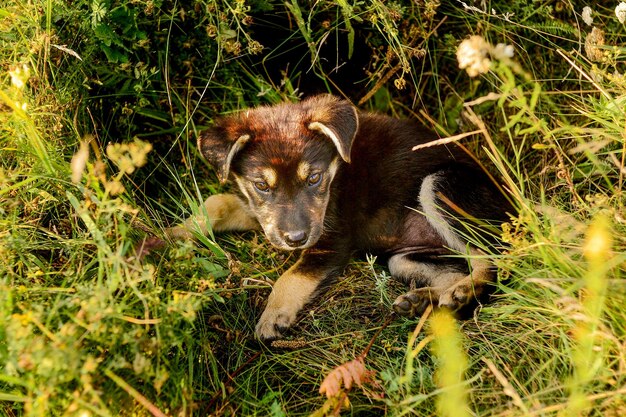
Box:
left=330, top=112, right=507, bottom=254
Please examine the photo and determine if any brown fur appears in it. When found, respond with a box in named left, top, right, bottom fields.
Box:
left=172, top=95, right=512, bottom=340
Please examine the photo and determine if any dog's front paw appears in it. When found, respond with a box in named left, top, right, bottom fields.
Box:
left=255, top=306, right=296, bottom=341
left=253, top=267, right=321, bottom=341
left=392, top=288, right=439, bottom=317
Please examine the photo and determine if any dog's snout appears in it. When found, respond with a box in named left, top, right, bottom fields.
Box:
left=284, top=230, right=308, bottom=247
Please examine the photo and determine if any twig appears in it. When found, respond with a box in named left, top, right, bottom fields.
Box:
left=462, top=107, right=526, bottom=205
left=556, top=49, right=611, bottom=101
left=224, top=351, right=262, bottom=383
left=119, top=316, right=162, bottom=325
left=493, top=384, right=626, bottom=417
left=361, top=314, right=395, bottom=359
left=463, top=92, right=503, bottom=107
left=408, top=304, right=432, bottom=349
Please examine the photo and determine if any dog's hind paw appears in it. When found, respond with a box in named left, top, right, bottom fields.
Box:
left=392, top=288, right=440, bottom=317
left=255, top=308, right=295, bottom=341
left=438, top=280, right=482, bottom=312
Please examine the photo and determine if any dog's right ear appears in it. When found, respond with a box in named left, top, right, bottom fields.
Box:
left=197, top=125, right=251, bottom=183
left=307, top=95, right=359, bottom=163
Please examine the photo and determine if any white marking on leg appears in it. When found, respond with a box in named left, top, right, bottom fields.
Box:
left=389, top=253, right=441, bottom=282
left=419, top=174, right=465, bottom=252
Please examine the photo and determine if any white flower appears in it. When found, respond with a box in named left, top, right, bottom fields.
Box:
left=9, top=64, right=30, bottom=90
left=457, top=36, right=491, bottom=77
left=616, top=2, right=626, bottom=24
left=493, top=43, right=514, bottom=59
left=457, top=36, right=515, bottom=77
left=582, top=6, right=593, bottom=26
left=10, top=73, right=24, bottom=89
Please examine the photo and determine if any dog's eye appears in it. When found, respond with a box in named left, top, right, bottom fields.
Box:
left=307, top=173, right=322, bottom=187
left=254, top=181, right=270, bottom=193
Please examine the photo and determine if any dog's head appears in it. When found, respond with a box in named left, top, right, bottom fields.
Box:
left=198, top=95, right=359, bottom=250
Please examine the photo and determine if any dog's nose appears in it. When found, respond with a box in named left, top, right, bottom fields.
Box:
left=284, top=230, right=308, bottom=247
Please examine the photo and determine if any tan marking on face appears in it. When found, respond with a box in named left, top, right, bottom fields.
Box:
left=234, top=175, right=252, bottom=202
left=327, top=157, right=340, bottom=180
left=262, top=167, right=278, bottom=187
left=297, top=161, right=311, bottom=182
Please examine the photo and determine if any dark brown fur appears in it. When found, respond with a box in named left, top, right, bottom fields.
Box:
left=174, top=95, right=512, bottom=340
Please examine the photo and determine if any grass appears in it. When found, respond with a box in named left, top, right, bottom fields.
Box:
left=1, top=0, right=626, bottom=416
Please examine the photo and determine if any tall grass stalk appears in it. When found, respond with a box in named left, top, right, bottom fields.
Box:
left=0, top=86, right=55, bottom=176
left=400, top=306, right=433, bottom=394
left=430, top=309, right=471, bottom=417
left=564, top=214, right=612, bottom=416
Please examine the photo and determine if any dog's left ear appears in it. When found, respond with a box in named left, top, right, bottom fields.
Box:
left=307, top=96, right=359, bottom=163
left=197, top=124, right=251, bottom=183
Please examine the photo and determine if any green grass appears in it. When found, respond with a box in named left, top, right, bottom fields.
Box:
left=1, top=0, right=626, bottom=416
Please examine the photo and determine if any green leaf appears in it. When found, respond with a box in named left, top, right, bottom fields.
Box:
left=101, top=45, right=128, bottom=63
left=93, top=23, right=116, bottom=47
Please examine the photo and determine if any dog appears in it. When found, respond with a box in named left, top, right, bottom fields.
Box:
left=165, top=94, right=512, bottom=340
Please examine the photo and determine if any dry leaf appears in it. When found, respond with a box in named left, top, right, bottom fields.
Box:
left=319, top=356, right=372, bottom=399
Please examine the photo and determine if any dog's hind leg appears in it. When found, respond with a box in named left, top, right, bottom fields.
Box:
left=135, top=194, right=259, bottom=258
left=392, top=170, right=501, bottom=317
left=390, top=251, right=495, bottom=316
left=166, top=193, right=260, bottom=240
left=389, top=252, right=465, bottom=316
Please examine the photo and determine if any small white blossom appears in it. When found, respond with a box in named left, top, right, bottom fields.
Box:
left=616, top=2, right=626, bottom=24
left=582, top=6, right=593, bottom=26
left=457, top=36, right=491, bottom=77
left=493, top=43, right=515, bottom=59
left=457, top=36, right=515, bottom=77
left=503, top=12, right=515, bottom=22
left=9, top=64, right=29, bottom=90
left=10, top=74, right=24, bottom=89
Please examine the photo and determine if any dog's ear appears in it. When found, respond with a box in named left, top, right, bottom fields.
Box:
left=307, top=96, right=358, bottom=163
left=197, top=125, right=251, bottom=183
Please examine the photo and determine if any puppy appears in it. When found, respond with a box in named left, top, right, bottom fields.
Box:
left=167, top=95, right=512, bottom=340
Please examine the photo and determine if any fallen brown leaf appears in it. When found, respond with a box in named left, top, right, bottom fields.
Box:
left=319, top=356, right=373, bottom=399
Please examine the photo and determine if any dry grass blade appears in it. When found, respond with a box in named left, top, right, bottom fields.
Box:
left=104, top=369, right=167, bottom=417
left=411, top=130, right=481, bottom=151
left=482, top=357, right=529, bottom=413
